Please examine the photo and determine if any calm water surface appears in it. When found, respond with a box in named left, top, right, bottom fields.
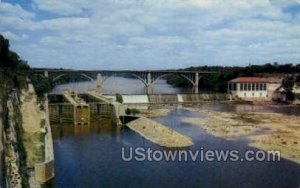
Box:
left=48, top=79, right=300, bottom=188
left=49, top=105, right=300, bottom=188
left=50, top=77, right=183, bottom=94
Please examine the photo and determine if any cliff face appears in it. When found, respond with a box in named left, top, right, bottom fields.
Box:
left=2, top=83, right=54, bottom=188
left=4, top=89, right=29, bottom=187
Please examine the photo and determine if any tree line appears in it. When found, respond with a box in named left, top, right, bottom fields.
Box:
left=0, top=34, right=51, bottom=99
left=166, top=64, right=300, bottom=92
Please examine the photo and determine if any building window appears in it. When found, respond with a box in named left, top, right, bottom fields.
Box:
left=240, top=83, right=244, bottom=91
left=247, top=83, right=251, bottom=91
left=256, top=83, right=259, bottom=91
left=263, top=83, right=267, bottom=90
left=259, top=83, right=263, bottom=90
left=252, top=83, right=255, bottom=91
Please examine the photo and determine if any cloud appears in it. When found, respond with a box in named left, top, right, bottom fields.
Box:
left=1, top=31, right=28, bottom=41
left=41, top=17, right=90, bottom=31
left=0, top=2, right=35, bottom=19
left=1, top=0, right=300, bottom=69
left=32, top=0, right=87, bottom=15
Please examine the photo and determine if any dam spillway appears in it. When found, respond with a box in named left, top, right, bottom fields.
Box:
left=48, top=92, right=229, bottom=125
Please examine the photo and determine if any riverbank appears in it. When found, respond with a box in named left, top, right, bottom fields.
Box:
left=127, top=117, right=193, bottom=147
left=182, top=108, right=300, bottom=164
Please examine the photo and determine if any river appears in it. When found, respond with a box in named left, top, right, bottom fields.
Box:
left=47, top=78, right=300, bottom=188
left=50, top=77, right=183, bottom=94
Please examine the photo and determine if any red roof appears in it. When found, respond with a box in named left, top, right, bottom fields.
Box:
left=229, top=77, right=268, bottom=83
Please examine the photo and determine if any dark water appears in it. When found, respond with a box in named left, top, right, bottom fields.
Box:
left=49, top=104, right=300, bottom=188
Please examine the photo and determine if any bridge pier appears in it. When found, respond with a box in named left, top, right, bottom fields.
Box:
left=145, top=86, right=153, bottom=95
left=146, top=72, right=153, bottom=94
left=44, top=71, right=49, bottom=78
left=193, top=72, right=199, bottom=94
left=95, top=73, right=103, bottom=94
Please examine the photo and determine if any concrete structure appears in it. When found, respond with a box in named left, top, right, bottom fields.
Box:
left=62, top=91, right=90, bottom=125
left=228, top=77, right=282, bottom=101
left=32, top=69, right=214, bottom=94
left=34, top=98, right=55, bottom=184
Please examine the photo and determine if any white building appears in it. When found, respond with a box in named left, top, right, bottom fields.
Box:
left=228, top=77, right=282, bottom=101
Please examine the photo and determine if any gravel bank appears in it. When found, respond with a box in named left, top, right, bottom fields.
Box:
left=127, top=117, right=193, bottom=147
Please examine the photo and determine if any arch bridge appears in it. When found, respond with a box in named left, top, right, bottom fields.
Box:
left=32, top=69, right=213, bottom=94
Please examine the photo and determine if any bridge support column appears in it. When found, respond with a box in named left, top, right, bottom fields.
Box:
left=145, top=86, right=153, bottom=95
left=44, top=71, right=49, bottom=78
left=146, top=72, right=153, bottom=95
left=95, top=74, right=103, bottom=94
left=146, top=72, right=152, bottom=86
left=193, top=72, right=199, bottom=94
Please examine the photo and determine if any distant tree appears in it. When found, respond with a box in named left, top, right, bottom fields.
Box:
left=116, top=93, right=123, bottom=103
left=282, top=75, right=295, bottom=101
left=0, top=34, right=30, bottom=90
left=29, top=74, right=52, bottom=99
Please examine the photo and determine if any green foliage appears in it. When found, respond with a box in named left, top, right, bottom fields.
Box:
left=282, top=75, right=295, bottom=92
left=0, top=34, right=30, bottom=91
left=116, top=93, right=123, bottom=103
left=166, top=63, right=300, bottom=92
left=40, top=119, right=46, bottom=128
left=29, top=74, right=52, bottom=99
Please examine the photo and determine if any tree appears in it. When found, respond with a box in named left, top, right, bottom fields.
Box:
left=282, top=75, right=295, bottom=101
left=116, top=93, right=123, bottom=103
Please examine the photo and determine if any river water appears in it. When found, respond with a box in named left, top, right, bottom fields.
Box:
left=50, top=77, right=182, bottom=94
left=48, top=79, right=300, bottom=188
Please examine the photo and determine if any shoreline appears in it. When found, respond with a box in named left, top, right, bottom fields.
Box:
left=181, top=108, right=300, bottom=164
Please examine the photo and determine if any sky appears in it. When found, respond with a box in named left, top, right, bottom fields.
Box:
left=0, top=0, right=300, bottom=70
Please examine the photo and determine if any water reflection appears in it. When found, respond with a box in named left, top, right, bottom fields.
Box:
left=48, top=106, right=300, bottom=188
left=51, top=119, right=122, bottom=139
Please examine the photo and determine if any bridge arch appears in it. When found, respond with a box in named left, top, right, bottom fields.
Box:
left=100, top=73, right=148, bottom=86
left=151, top=73, right=196, bottom=86
left=52, top=73, right=95, bottom=82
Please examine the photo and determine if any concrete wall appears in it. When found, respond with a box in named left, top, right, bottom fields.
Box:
left=35, top=99, right=54, bottom=184
left=105, top=94, right=230, bottom=105
left=122, top=95, right=149, bottom=104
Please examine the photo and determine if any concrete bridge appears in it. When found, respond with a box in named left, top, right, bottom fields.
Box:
left=32, top=69, right=213, bottom=94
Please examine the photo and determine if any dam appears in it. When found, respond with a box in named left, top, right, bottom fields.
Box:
left=48, top=92, right=230, bottom=125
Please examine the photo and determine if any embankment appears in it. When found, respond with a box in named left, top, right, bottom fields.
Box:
left=127, top=117, right=193, bottom=147
left=2, top=84, right=54, bottom=188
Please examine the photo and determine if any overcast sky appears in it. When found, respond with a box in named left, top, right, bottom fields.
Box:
left=0, top=0, right=300, bottom=70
